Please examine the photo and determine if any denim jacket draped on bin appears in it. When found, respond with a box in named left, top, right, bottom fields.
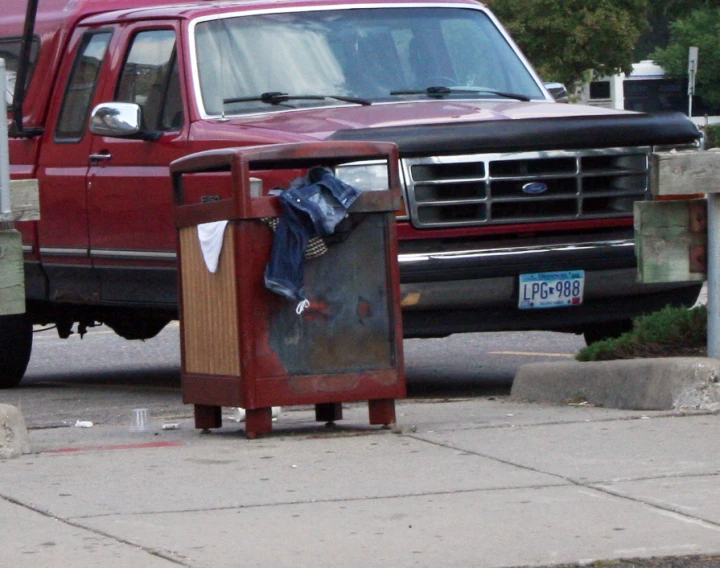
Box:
left=264, top=167, right=361, bottom=302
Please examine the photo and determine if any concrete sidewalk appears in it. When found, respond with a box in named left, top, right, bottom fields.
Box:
left=2, top=398, right=720, bottom=568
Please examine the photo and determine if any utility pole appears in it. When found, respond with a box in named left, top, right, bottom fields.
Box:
left=0, top=59, right=11, bottom=217
left=688, top=46, right=699, bottom=118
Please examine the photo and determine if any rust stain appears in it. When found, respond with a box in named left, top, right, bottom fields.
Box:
left=689, top=201, right=708, bottom=233
left=690, top=244, right=707, bottom=274
left=301, top=300, right=330, bottom=322
left=289, top=374, right=360, bottom=393
left=401, top=292, right=421, bottom=307
left=356, top=298, right=373, bottom=319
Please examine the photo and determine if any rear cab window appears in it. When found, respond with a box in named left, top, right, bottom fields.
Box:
left=55, top=31, right=112, bottom=141
left=114, top=29, right=183, bottom=131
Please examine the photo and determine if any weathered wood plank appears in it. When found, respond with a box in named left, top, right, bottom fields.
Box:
left=651, top=150, right=720, bottom=196
left=634, top=199, right=707, bottom=283
left=0, top=229, right=25, bottom=316
left=0, top=179, right=40, bottom=222
left=180, top=225, right=241, bottom=376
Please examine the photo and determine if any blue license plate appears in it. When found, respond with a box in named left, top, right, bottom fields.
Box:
left=519, top=270, right=585, bottom=309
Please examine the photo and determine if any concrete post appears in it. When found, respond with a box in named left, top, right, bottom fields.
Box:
left=0, top=59, right=11, bottom=216
left=708, top=193, right=720, bottom=358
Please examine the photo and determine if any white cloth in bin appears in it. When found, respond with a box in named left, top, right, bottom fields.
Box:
left=197, top=220, right=229, bottom=273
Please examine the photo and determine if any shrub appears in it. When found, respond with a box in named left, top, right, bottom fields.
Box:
left=702, top=124, right=720, bottom=149
left=576, top=304, right=707, bottom=361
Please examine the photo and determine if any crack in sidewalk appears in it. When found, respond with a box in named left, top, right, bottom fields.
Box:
left=0, top=493, right=191, bottom=566
left=404, top=433, right=720, bottom=534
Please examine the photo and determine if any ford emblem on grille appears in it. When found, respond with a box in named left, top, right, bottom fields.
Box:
left=522, top=182, right=548, bottom=195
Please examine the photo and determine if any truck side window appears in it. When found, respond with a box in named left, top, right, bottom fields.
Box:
left=55, top=31, right=112, bottom=141
left=115, top=30, right=183, bottom=131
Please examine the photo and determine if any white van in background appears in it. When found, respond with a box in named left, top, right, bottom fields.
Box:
left=579, top=60, right=720, bottom=126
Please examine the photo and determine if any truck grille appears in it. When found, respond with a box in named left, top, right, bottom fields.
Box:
left=403, top=147, right=650, bottom=228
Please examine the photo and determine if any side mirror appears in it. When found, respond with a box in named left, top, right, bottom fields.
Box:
left=543, top=82, right=569, bottom=103
left=89, top=102, right=161, bottom=140
left=90, top=102, right=142, bottom=136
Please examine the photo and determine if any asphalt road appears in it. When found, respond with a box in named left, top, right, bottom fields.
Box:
left=2, top=323, right=585, bottom=430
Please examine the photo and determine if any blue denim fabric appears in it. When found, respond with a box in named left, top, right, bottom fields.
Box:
left=264, top=168, right=361, bottom=301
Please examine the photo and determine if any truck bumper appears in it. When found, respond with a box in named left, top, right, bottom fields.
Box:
left=397, top=234, right=703, bottom=338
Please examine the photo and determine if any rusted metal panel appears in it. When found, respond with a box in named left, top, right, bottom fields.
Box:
left=182, top=374, right=244, bottom=407
left=268, top=214, right=394, bottom=375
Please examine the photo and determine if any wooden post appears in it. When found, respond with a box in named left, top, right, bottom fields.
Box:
left=0, top=229, right=24, bottom=316
left=635, top=199, right=707, bottom=283
left=650, top=149, right=720, bottom=196
left=644, top=149, right=720, bottom=358
left=0, top=181, right=40, bottom=315
left=0, top=180, right=40, bottom=223
left=0, top=58, right=40, bottom=316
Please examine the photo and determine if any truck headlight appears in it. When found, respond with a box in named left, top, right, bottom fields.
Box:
left=334, top=161, right=389, bottom=191
left=334, top=160, right=409, bottom=219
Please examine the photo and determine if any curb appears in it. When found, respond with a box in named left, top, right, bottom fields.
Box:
left=0, top=404, right=31, bottom=459
left=511, top=357, right=720, bottom=410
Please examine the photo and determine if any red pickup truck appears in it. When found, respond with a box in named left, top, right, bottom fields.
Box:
left=1, top=0, right=703, bottom=387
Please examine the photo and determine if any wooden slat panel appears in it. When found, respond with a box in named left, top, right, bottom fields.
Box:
left=0, top=180, right=41, bottom=222
left=0, top=229, right=25, bottom=316
left=634, top=199, right=707, bottom=283
left=179, top=225, right=241, bottom=376
left=651, top=150, right=720, bottom=196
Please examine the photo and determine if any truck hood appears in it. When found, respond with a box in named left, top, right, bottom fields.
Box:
left=220, top=99, right=622, bottom=137
left=199, top=99, right=701, bottom=155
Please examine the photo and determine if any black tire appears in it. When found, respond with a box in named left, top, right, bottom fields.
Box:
left=0, top=313, right=33, bottom=388
left=583, top=319, right=633, bottom=346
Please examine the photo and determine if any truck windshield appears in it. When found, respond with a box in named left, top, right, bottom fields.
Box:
left=193, top=7, right=546, bottom=116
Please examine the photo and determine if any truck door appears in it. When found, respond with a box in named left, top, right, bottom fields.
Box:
left=36, top=29, right=113, bottom=304
left=86, top=24, right=187, bottom=305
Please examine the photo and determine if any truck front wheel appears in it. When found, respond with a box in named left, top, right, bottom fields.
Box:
left=0, top=314, right=33, bottom=388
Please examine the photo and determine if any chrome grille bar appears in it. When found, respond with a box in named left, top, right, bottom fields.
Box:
left=402, top=147, right=651, bottom=228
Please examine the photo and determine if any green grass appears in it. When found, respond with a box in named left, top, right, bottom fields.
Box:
left=576, top=304, right=707, bottom=361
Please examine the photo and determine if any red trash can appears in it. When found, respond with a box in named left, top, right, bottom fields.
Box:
left=170, top=141, right=405, bottom=438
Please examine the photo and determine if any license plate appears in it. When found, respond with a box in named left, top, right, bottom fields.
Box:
left=518, top=270, right=584, bottom=309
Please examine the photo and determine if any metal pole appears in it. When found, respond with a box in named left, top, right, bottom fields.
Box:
left=688, top=47, right=699, bottom=120
left=0, top=58, right=12, bottom=216
left=688, top=66, right=693, bottom=118
left=708, top=193, right=720, bottom=358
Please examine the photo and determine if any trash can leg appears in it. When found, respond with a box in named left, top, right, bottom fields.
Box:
left=368, top=398, right=395, bottom=426
left=194, top=404, right=222, bottom=430
left=245, top=407, right=273, bottom=439
left=315, top=402, right=343, bottom=423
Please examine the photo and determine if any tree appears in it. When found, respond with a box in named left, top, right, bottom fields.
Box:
left=635, top=0, right=709, bottom=59
left=651, top=6, right=720, bottom=107
left=485, top=0, right=649, bottom=90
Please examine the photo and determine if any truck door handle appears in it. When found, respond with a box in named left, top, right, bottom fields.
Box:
left=89, top=153, right=112, bottom=164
